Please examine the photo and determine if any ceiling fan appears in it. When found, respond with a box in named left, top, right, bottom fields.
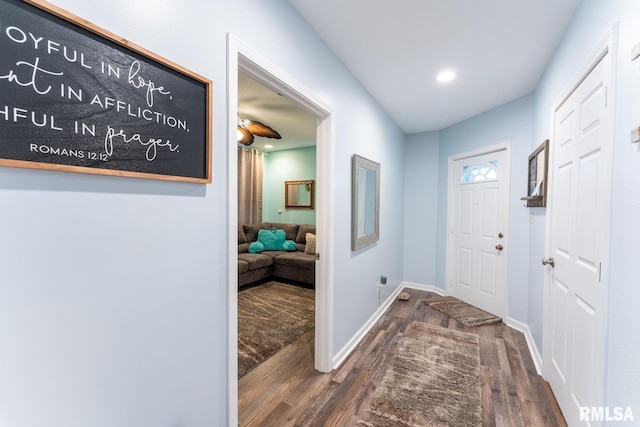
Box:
left=237, top=117, right=282, bottom=146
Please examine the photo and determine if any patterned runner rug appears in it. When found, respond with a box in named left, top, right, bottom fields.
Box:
left=237, top=281, right=314, bottom=377
left=358, top=322, right=482, bottom=426
left=423, top=295, right=502, bottom=327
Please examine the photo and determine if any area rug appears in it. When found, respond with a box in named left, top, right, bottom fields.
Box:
left=238, top=281, right=314, bottom=377
left=357, top=322, right=482, bottom=427
left=423, top=296, right=502, bottom=327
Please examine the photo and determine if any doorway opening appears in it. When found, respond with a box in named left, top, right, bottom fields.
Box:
left=227, top=34, right=335, bottom=426
left=237, top=69, right=317, bottom=377
left=445, top=143, right=511, bottom=319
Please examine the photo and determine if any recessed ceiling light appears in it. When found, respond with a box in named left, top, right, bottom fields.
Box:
left=264, top=144, right=273, bottom=149
left=437, top=70, right=456, bottom=83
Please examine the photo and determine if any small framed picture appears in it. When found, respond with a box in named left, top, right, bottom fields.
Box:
left=522, top=140, right=549, bottom=207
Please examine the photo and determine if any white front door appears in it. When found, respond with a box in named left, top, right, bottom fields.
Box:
left=544, top=51, right=611, bottom=426
left=447, top=147, right=509, bottom=318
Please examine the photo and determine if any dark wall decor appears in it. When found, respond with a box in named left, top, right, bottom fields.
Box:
left=0, top=0, right=212, bottom=182
left=521, top=139, right=549, bottom=207
left=285, top=180, right=315, bottom=209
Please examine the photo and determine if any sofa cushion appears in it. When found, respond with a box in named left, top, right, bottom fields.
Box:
left=274, top=252, right=316, bottom=271
left=238, top=225, right=248, bottom=244
left=260, top=250, right=289, bottom=259
left=237, top=253, right=274, bottom=270
left=295, top=224, right=316, bottom=243
left=243, top=223, right=272, bottom=243
left=295, top=224, right=316, bottom=251
left=237, top=259, right=249, bottom=274
left=270, top=223, right=300, bottom=241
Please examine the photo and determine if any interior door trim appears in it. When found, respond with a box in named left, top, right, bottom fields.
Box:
left=542, top=23, right=617, bottom=412
left=226, top=33, right=336, bottom=427
left=445, top=142, right=511, bottom=320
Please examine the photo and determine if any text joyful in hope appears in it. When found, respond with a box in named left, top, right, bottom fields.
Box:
left=0, top=22, right=189, bottom=132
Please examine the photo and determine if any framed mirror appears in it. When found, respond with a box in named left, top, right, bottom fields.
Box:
left=285, top=180, right=315, bottom=209
left=351, top=154, right=380, bottom=250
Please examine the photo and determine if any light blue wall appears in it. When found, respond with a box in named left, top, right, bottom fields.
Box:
left=403, top=132, right=439, bottom=285
left=0, top=0, right=406, bottom=425
left=333, top=107, right=406, bottom=350
left=531, top=0, right=640, bottom=417
left=4, top=0, right=639, bottom=424
left=262, top=146, right=316, bottom=225
left=434, top=96, right=533, bottom=322
left=402, top=0, right=640, bottom=417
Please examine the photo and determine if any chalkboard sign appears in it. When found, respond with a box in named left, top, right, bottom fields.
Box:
left=0, top=0, right=212, bottom=182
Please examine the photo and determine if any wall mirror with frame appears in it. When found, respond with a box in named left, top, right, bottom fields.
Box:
left=351, top=154, right=380, bottom=250
left=285, top=180, right=315, bottom=209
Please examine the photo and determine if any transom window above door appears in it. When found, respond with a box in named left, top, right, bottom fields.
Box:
left=462, top=160, right=498, bottom=183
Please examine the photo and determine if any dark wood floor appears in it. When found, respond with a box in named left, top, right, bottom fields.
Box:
left=238, top=288, right=567, bottom=426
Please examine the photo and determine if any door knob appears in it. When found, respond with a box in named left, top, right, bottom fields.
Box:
left=495, top=244, right=504, bottom=251
left=542, top=257, right=555, bottom=267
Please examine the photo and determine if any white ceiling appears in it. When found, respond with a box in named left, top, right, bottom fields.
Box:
left=287, top=0, right=581, bottom=133
left=238, top=0, right=582, bottom=152
left=238, top=73, right=317, bottom=152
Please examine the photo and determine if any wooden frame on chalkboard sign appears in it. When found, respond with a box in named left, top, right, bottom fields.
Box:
left=0, top=0, right=212, bottom=183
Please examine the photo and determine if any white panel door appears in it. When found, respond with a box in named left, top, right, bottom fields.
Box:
left=545, top=53, right=611, bottom=426
left=449, top=149, right=508, bottom=318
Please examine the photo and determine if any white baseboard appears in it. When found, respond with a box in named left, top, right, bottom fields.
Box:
left=331, top=282, right=444, bottom=369
left=405, top=283, right=544, bottom=375
left=402, top=281, right=447, bottom=296
left=505, top=317, right=543, bottom=375
left=331, top=285, right=403, bottom=369
left=331, top=282, right=544, bottom=377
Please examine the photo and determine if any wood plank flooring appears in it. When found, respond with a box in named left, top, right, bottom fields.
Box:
left=238, top=288, right=567, bottom=426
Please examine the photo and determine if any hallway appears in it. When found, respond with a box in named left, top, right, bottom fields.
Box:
left=239, top=288, right=566, bottom=426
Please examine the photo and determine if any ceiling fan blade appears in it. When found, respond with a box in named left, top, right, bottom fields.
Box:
left=245, top=119, right=282, bottom=139
left=237, top=127, right=254, bottom=146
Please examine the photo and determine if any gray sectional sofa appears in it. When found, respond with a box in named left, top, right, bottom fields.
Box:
left=237, top=222, right=316, bottom=287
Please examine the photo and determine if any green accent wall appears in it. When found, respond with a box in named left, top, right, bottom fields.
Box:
left=262, top=146, right=316, bottom=225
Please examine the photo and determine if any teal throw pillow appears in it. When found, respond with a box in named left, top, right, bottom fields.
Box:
left=254, top=228, right=297, bottom=252
left=248, top=241, right=265, bottom=254
left=282, top=240, right=297, bottom=251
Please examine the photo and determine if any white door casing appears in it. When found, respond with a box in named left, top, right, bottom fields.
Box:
left=543, top=28, right=615, bottom=427
left=227, top=34, right=335, bottom=427
left=446, top=144, right=510, bottom=319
